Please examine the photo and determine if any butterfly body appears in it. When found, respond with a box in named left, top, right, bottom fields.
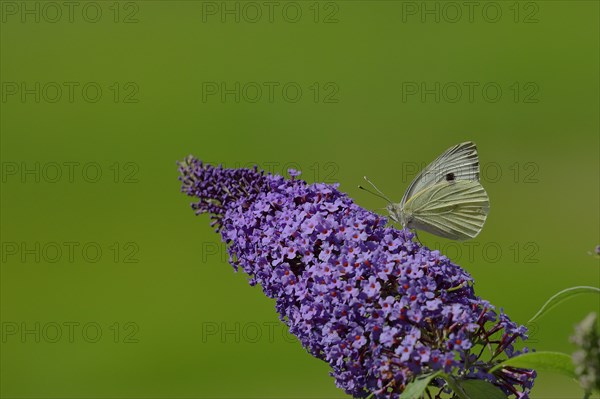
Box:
left=386, top=203, right=410, bottom=227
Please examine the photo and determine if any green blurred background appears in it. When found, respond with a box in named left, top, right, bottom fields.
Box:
left=1, top=1, right=598, bottom=398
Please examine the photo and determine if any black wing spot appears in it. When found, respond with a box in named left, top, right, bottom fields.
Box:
left=445, top=172, right=456, bottom=181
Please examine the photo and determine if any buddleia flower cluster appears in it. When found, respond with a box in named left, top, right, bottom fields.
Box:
left=178, top=157, right=536, bottom=399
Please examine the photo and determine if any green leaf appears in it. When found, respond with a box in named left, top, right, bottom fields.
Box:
left=439, top=374, right=508, bottom=399
left=490, top=351, right=576, bottom=379
left=459, top=379, right=508, bottom=399
left=438, top=374, right=468, bottom=399
left=399, top=372, right=440, bottom=399
left=528, top=286, right=600, bottom=324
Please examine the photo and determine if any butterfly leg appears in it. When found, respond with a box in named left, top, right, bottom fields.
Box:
left=412, top=230, right=423, bottom=246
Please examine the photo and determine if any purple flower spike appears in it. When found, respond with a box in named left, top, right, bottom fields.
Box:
left=178, top=157, right=536, bottom=399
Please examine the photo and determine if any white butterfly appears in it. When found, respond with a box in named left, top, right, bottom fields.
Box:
left=360, top=142, right=489, bottom=240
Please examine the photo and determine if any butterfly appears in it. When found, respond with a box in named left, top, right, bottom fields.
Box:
left=359, top=141, right=489, bottom=240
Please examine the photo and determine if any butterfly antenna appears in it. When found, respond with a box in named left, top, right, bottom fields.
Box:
left=358, top=185, right=390, bottom=203
left=361, top=176, right=392, bottom=203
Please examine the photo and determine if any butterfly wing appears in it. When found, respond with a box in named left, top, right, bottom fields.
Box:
left=400, top=142, right=480, bottom=206
left=403, top=180, right=489, bottom=240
